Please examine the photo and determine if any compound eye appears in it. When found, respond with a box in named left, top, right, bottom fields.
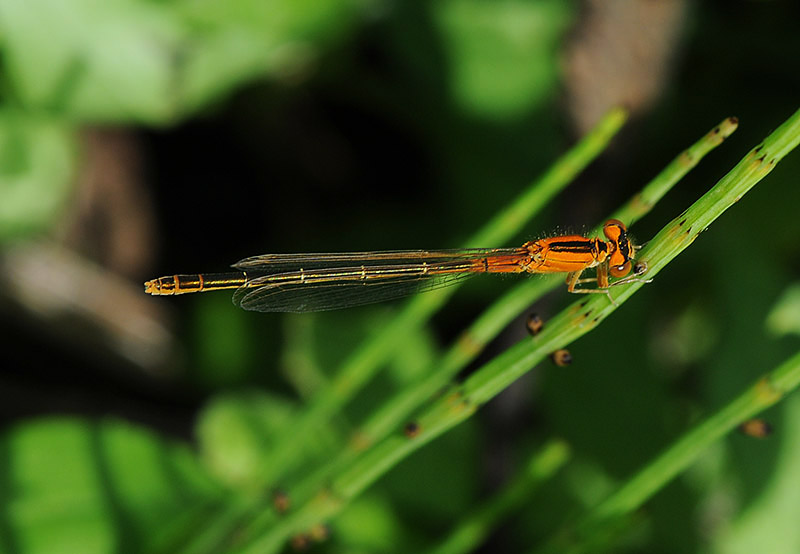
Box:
left=603, top=219, right=627, bottom=241
left=609, top=260, right=632, bottom=278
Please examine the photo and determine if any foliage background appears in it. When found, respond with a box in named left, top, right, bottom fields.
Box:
left=0, top=0, right=799, bottom=552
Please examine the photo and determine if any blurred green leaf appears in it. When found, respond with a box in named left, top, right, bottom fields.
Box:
left=176, top=0, right=359, bottom=115
left=0, top=110, right=75, bottom=238
left=383, top=420, right=481, bottom=520
left=387, top=320, right=439, bottom=386
left=0, top=0, right=359, bottom=123
left=197, top=390, right=340, bottom=489
left=713, top=395, right=800, bottom=554
left=433, top=0, right=572, bottom=119
left=766, top=283, right=800, bottom=337
left=0, top=0, right=188, bottom=123
left=0, top=418, right=222, bottom=554
left=192, top=293, right=256, bottom=387
left=335, top=494, right=405, bottom=552
left=650, top=304, right=720, bottom=371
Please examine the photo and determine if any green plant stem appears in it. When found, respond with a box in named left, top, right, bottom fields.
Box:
left=257, top=108, right=629, bottom=486
left=280, top=116, right=738, bottom=508
left=161, top=498, right=254, bottom=554
left=280, top=315, right=329, bottom=399
left=363, top=114, right=743, bottom=415
left=359, top=116, right=739, bottom=444
left=234, top=107, right=800, bottom=554
left=428, top=440, right=571, bottom=554
left=226, top=115, right=739, bottom=551
left=538, top=349, right=800, bottom=554
left=608, top=116, right=739, bottom=225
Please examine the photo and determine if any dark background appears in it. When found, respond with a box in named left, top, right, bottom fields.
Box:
left=1, top=1, right=799, bottom=552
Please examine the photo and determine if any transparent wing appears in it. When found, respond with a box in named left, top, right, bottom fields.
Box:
left=232, top=249, right=517, bottom=272
left=230, top=248, right=528, bottom=312
left=234, top=271, right=476, bottom=313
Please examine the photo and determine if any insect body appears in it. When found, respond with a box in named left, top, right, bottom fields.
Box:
left=521, top=219, right=635, bottom=289
left=144, top=219, right=646, bottom=312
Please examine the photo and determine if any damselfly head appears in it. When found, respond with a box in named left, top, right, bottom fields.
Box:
left=602, top=219, right=634, bottom=272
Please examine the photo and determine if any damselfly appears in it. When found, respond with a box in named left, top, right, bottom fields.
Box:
left=144, top=219, right=648, bottom=312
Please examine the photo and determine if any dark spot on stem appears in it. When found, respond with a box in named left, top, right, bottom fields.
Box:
left=309, top=524, right=330, bottom=542
left=526, top=313, right=544, bottom=336
left=551, top=349, right=573, bottom=366
left=738, top=418, right=773, bottom=438
left=272, top=489, right=291, bottom=514
left=404, top=422, right=421, bottom=438
left=291, top=534, right=310, bottom=550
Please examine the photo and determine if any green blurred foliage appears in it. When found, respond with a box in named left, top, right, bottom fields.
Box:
left=0, top=0, right=357, bottom=123
left=0, top=110, right=74, bottom=238
left=724, top=398, right=800, bottom=553
left=0, top=418, right=222, bottom=554
left=191, top=293, right=259, bottom=387
left=0, top=0, right=799, bottom=552
left=433, top=0, right=571, bottom=119
left=197, top=390, right=338, bottom=488
left=766, top=283, right=800, bottom=338
left=335, top=494, right=406, bottom=552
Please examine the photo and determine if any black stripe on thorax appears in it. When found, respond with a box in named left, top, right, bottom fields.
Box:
left=548, top=239, right=595, bottom=253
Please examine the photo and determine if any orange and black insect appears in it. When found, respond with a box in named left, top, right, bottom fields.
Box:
left=145, top=219, right=648, bottom=312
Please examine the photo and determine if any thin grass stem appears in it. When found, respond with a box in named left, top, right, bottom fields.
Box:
left=234, top=107, right=800, bottom=553
left=258, top=109, right=629, bottom=485
left=537, top=349, right=800, bottom=554
left=428, top=440, right=571, bottom=554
